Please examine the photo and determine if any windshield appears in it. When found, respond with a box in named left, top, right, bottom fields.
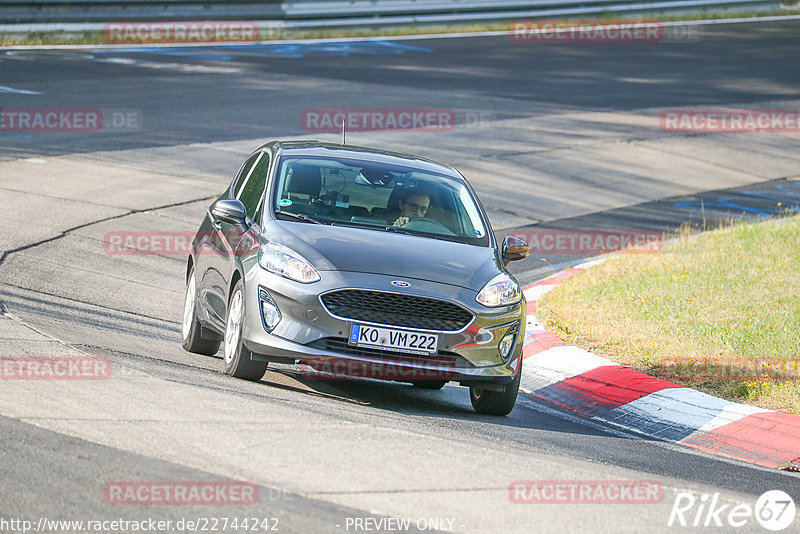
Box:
left=271, top=156, right=490, bottom=245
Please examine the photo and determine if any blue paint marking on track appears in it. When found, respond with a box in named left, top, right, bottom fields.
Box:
left=91, top=40, right=433, bottom=60
left=673, top=181, right=800, bottom=220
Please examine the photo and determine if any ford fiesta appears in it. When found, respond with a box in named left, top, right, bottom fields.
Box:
left=181, top=141, right=530, bottom=415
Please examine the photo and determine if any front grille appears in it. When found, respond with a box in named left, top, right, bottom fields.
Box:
left=320, top=289, right=473, bottom=331
left=308, top=337, right=468, bottom=366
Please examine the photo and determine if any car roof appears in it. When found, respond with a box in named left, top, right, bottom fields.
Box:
left=256, top=140, right=462, bottom=179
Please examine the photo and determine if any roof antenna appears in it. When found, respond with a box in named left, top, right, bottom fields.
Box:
left=341, top=119, right=346, bottom=145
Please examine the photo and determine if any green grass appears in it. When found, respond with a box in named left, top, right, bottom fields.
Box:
left=537, top=212, right=800, bottom=415
left=2, top=9, right=800, bottom=47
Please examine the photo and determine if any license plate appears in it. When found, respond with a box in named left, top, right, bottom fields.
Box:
left=349, top=324, right=438, bottom=356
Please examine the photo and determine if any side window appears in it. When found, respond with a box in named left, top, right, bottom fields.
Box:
left=231, top=153, right=260, bottom=198
left=238, top=152, right=271, bottom=220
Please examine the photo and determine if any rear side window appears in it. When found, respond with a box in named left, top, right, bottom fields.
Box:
left=238, top=152, right=271, bottom=220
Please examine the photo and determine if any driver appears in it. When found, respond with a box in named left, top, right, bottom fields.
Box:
left=393, top=191, right=430, bottom=227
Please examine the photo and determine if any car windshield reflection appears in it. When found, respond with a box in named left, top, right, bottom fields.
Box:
left=272, top=156, right=489, bottom=245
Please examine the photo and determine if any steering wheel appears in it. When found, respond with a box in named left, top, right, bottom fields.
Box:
left=403, top=217, right=456, bottom=236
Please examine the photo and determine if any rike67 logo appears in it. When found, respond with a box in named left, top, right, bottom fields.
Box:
left=668, top=490, right=795, bottom=531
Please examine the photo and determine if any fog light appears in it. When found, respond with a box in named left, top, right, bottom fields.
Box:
left=498, top=323, right=519, bottom=361
left=259, top=288, right=281, bottom=332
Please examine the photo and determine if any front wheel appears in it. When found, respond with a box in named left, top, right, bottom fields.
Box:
left=181, top=266, right=221, bottom=356
left=469, top=364, right=521, bottom=416
left=224, top=279, right=268, bottom=381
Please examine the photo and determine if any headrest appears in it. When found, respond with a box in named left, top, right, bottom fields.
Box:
left=287, top=164, right=322, bottom=197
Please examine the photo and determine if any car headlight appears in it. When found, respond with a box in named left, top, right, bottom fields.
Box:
left=476, top=273, right=521, bottom=307
left=258, top=243, right=320, bottom=283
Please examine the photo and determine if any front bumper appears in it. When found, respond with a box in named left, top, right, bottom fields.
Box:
left=241, top=267, right=525, bottom=384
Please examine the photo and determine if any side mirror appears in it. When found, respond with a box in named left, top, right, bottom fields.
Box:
left=211, top=199, right=248, bottom=226
left=502, top=235, right=530, bottom=265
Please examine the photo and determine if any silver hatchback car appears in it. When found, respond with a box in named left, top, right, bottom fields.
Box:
left=181, top=141, right=529, bottom=415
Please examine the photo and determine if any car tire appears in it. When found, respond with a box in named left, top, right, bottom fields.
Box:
left=224, top=279, right=268, bottom=381
left=469, top=362, right=521, bottom=416
left=181, top=266, right=221, bottom=356
left=411, top=380, right=448, bottom=390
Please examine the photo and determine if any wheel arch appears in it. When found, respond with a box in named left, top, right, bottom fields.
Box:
left=229, top=269, right=243, bottom=304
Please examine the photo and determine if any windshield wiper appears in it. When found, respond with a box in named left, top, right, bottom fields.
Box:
left=383, top=226, right=413, bottom=235
left=275, top=210, right=324, bottom=224
left=384, top=226, right=463, bottom=241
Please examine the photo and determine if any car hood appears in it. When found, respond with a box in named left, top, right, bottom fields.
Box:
left=264, top=220, right=502, bottom=291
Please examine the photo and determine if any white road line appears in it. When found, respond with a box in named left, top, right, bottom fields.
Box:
left=0, top=84, right=41, bottom=95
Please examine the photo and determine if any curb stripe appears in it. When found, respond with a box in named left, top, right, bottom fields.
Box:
left=531, top=365, right=683, bottom=418
left=532, top=267, right=582, bottom=286
left=522, top=330, right=570, bottom=357
left=681, top=403, right=771, bottom=437
left=522, top=284, right=555, bottom=302
left=521, top=345, right=614, bottom=391
left=682, top=412, right=800, bottom=468
left=519, top=267, right=800, bottom=469
left=600, top=387, right=733, bottom=442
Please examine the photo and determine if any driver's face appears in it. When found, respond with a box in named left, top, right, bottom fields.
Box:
left=400, top=194, right=430, bottom=217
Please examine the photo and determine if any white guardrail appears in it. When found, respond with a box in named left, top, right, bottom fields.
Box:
left=0, top=0, right=786, bottom=31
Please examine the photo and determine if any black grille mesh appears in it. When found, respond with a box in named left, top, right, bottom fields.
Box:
left=320, top=289, right=473, bottom=331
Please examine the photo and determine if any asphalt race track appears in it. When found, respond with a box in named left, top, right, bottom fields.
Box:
left=1, top=18, right=800, bottom=533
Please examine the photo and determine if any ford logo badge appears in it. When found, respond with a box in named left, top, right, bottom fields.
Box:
left=391, top=280, right=411, bottom=288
